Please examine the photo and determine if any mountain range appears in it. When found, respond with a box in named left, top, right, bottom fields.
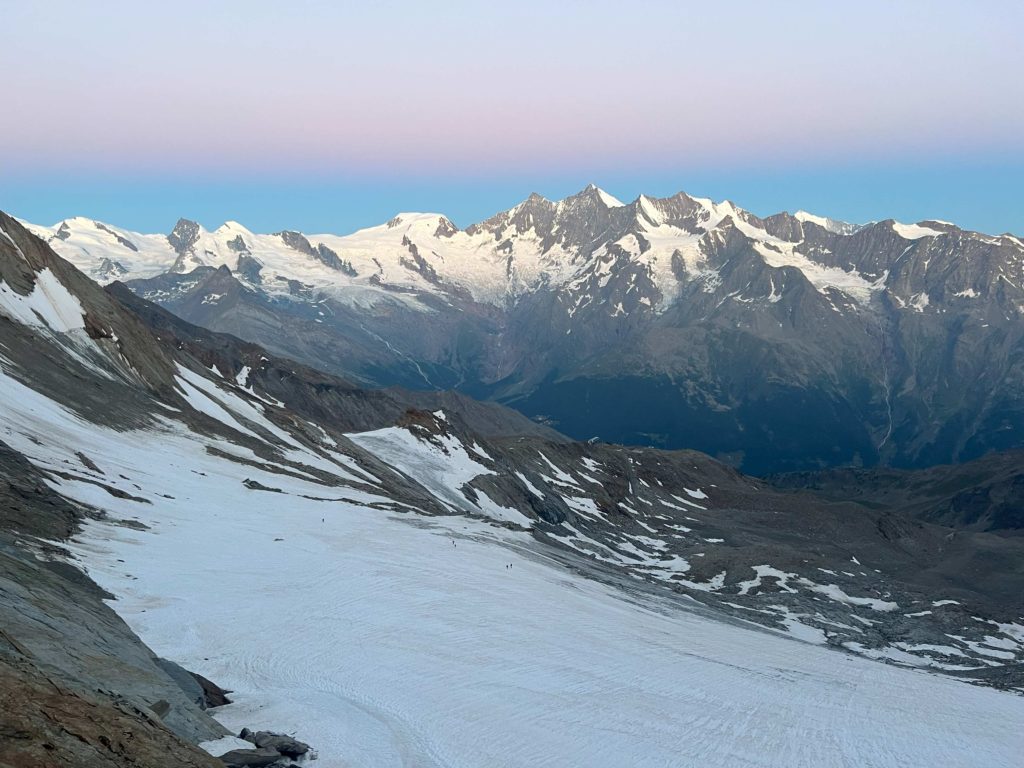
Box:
left=3, top=206, right=1024, bottom=765
left=24, top=185, right=1024, bottom=475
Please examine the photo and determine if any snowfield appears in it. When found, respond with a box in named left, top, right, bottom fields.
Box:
left=69, top=471, right=1024, bottom=768
left=0, top=352, right=1021, bottom=767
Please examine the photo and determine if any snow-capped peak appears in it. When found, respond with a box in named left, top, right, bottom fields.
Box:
left=215, top=221, right=254, bottom=236
left=795, top=210, right=856, bottom=235
left=587, top=184, right=625, bottom=208
left=636, top=195, right=664, bottom=226
left=21, top=187, right=1013, bottom=320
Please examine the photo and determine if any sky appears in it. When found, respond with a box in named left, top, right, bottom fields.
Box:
left=2, top=0, right=1022, bottom=234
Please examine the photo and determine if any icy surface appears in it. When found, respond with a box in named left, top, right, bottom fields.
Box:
left=68, top=471, right=1024, bottom=767
left=198, top=736, right=254, bottom=755
left=350, top=425, right=532, bottom=526
left=1, top=361, right=1023, bottom=766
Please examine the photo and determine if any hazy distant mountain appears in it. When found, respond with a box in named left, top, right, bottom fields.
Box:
left=24, top=185, right=1024, bottom=474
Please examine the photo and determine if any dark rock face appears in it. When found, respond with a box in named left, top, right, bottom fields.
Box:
left=316, top=243, right=357, bottom=275
left=236, top=254, right=263, bottom=284
left=95, top=222, right=139, bottom=252
left=0, top=441, right=80, bottom=540
left=168, top=218, right=202, bottom=256
left=191, top=670, right=232, bottom=708
left=96, top=256, right=129, bottom=281
left=155, top=658, right=209, bottom=710
left=243, top=478, right=283, bottom=492
left=277, top=230, right=316, bottom=256
left=151, top=659, right=232, bottom=710
left=168, top=219, right=205, bottom=273
left=278, top=230, right=357, bottom=274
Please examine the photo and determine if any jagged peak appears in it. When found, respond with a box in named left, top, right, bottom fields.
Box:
left=167, top=218, right=203, bottom=255
left=508, top=192, right=554, bottom=214
left=633, top=194, right=664, bottom=227
left=171, top=217, right=201, bottom=233
left=566, top=183, right=625, bottom=208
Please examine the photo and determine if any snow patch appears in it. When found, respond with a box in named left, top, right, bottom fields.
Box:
left=0, top=268, right=86, bottom=332
left=892, top=222, right=944, bottom=240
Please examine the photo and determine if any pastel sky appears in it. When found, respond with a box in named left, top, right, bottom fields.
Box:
left=2, top=1, right=1022, bottom=234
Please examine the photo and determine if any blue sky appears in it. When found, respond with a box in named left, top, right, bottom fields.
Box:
left=2, top=1, right=1022, bottom=234
left=5, top=162, right=1023, bottom=235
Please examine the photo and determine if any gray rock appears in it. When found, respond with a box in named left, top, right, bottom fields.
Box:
left=155, top=657, right=206, bottom=708
left=191, top=668, right=232, bottom=708
left=217, top=747, right=285, bottom=767
left=251, top=730, right=310, bottom=758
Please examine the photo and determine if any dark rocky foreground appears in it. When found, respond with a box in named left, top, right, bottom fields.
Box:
left=0, top=656, right=220, bottom=768
left=0, top=440, right=314, bottom=768
left=0, top=441, right=224, bottom=767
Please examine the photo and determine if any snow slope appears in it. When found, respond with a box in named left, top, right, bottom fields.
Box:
left=0, top=267, right=86, bottom=332
left=2, top=361, right=1021, bottom=767
left=67, top=465, right=1024, bottom=768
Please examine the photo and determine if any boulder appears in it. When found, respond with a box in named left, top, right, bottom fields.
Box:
left=216, top=747, right=285, bottom=767
left=190, top=669, right=232, bottom=708
left=251, top=730, right=310, bottom=758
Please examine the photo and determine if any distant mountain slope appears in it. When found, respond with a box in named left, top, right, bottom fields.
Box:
left=770, top=449, right=1024, bottom=532
left=25, top=185, right=1024, bottom=474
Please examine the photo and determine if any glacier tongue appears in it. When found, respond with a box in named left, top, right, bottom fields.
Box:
left=2, top=354, right=1019, bottom=768
left=66, top=440, right=1024, bottom=768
